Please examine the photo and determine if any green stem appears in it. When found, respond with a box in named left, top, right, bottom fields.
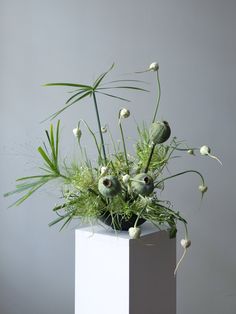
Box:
left=119, top=120, right=129, bottom=173
left=152, top=71, right=161, bottom=123
left=92, top=92, right=107, bottom=165
left=144, top=143, right=156, bottom=173
left=155, top=170, right=205, bottom=188
left=81, top=119, right=103, bottom=163
left=170, top=147, right=198, bottom=152
left=134, top=206, right=146, bottom=228
left=59, top=174, right=69, bottom=180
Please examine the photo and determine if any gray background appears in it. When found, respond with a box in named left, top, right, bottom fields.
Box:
left=0, top=0, right=235, bottom=313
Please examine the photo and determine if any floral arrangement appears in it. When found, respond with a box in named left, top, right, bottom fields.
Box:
left=5, top=62, right=221, bottom=273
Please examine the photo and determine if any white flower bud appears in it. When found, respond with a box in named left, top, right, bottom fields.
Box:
left=200, top=145, right=210, bottom=156
left=73, top=127, right=82, bottom=139
left=149, top=62, right=159, bottom=71
left=101, top=126, right=107, bottom=133
left=128, top=227, right=141, bottom=239
left=100, top=166, right=108, bottom=175
left=120, top=108, right=130, bottom=119
left=122, top=174, right=130, bottom=184
left=187, top=149, right=195, bottom=155
left=198, top=184, right=208, bottom=193
left=200, top=145, right=222, bottom=165
left=180, top=239, right=191, bottom=249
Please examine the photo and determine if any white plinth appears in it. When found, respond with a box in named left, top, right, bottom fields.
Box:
left=75, top=223, right=176, bottom=314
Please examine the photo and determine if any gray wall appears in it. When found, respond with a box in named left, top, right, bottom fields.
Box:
left=0, top=0, right=235, bottom=313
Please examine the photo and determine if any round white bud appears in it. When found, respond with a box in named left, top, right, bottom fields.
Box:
left=120, top=108, right=130, bottom=119
left=180, top=239, right=191, bottom=249
left=149, top=62, right=159, bottom=71
left=122, top=174, right=130, bottom=184
left=200, top=145, right=222, bottom=165
left=101, top=126, right=107, bottom=133
left=73, top=127, right=82, bottom=139
left=187, top=149, right=195, bottom=155
left=128, top=227, right=141, bottom=239
left=200, top=145, right=211, bottom=156
left=100, top=166, right=108, bottom=175
left=198, top=184, right=208, bottom=193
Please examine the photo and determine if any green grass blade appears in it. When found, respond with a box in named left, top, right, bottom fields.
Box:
left=93, top=63, right=115, bottom=89
left=50, top=124, right=57, bottom=165
left=103, top=79, right=148, bottom=85
left=56, top=120, right=60, bottom=161
left=43, top=90, right=91, bottom=121
left=43, top=82, right=92, bottom=89
left=8, top=181, right=48, bottom=207
left=98, top=86, right=149, bottom=92
left=4, top=181, right=41, bottom=196
left=48, top=210, right=73, bottom=227
left=59, top=215, right=73, bottom=231
left=96, top=91, right=130, bottom=102
left=16, top=175, right=54, bottom=181
left=65, top=90, right=87, bottom=104
left=38, top=146, right=55, bottom=170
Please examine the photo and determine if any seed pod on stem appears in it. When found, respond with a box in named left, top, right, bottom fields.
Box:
left=149, top=121, right=171, bottom=144
left=149, top=62, right=159, bottom=72
left=200, top=145, right=222, bottom=165
left=128, top=227, right=141, bottom=239
left=98, top=175, right=121, bottom=198
left=174, top=238, right=191, bottom=275
left=131, top=173, right=154, bottom=196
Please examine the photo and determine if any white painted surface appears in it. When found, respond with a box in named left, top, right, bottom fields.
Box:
left=75, top=223, right=176, bottom=314
left=75, top=227, right=130, bottom=314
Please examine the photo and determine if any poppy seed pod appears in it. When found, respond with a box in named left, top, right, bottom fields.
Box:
left=149, top=121, right=171, bottom=144
left=98, top=175, right=121, bottom=198
left=131, top=173, right=154, bottom=196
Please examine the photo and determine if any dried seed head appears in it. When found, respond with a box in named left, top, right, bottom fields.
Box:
left=149, top=62, right=159, bottom=71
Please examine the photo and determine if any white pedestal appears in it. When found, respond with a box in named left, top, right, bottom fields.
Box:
left=75, top=223, right=176, bottom=314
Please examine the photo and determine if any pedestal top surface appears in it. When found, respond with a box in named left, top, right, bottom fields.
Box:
left=76, top=222, right=166, bottom=239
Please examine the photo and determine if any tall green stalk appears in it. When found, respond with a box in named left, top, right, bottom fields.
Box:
left=92, top=92, right=107, bottom=165
left=152, top=71, right=161, bottom=123
left=119, top=120, right=129, bottom=173
left=144, top=143, right=156, bottom=173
